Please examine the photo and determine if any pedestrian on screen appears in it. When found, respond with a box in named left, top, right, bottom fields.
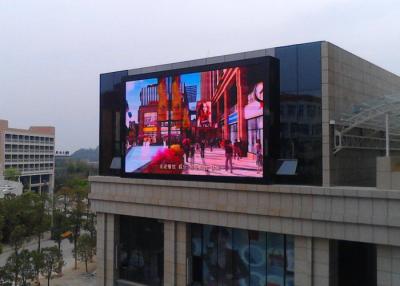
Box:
left=200, top=139, right=206, bottom=159
left=225, top=140, right=233, bottom=173
left=190, top=144, right=195, bottom=166
left=234, top=139, right=241, bottom=160
left=255, top=139, right=263, bottom=173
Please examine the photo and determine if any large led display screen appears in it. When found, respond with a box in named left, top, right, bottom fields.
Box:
left=123, top=58, right=278, bottom=181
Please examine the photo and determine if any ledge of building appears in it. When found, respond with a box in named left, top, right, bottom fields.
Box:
left=89, top=175, right=400, bottom=199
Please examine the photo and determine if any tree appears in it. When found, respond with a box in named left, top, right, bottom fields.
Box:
left=4, top=252, right=22, bottom=285
left=74, top=234, right=96, bottom=273
left=84, top=212, right=97, bottom=245
left=41, top=246, right=63, bottom=286
left=67, top=187, right=88, bottom=270
left=30, top=193, right=51, bottom=251
left=31, top=250, right=44, bottom=284
left=4, top=167, right=21, bottom=181
left=18, top=249, right=35, bottom=286
left=51, top=209, right=70, bottom=252
left=0, top=199, right=4, bottom=254
left=0, top=263, right=14, bottom=286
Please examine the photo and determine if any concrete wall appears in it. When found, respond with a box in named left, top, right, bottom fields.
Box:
left=377, top=245, right=400, bottom=286
left=377, top=156, right=400, bottom=189
left=90, top=176, right=400, bottom=285
left=322, top=42, right=400, bottom=187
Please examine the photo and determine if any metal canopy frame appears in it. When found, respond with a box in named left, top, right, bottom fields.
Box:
left=333, top=94, right=400, bottom=155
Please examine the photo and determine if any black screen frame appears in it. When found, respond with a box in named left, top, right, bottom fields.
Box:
left=120, top=56, right=280, bottom=184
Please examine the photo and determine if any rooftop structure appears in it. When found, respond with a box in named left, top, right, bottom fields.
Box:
left=91, top=41, right=400, bottom=286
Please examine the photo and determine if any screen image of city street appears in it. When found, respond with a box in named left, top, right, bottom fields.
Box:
left=125, top=64, right=265, bottom=177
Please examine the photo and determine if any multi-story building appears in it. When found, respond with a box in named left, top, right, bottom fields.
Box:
left=0, top=119, right=55, bottom=195
left=92, top=41, right=400, bottom=286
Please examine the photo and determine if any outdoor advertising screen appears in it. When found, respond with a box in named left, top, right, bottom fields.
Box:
left=123, top=57, right=279, bottom=182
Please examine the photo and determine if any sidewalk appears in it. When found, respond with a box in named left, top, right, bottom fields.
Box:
left=38, top=259, right=96, bottom=286
left=182, top=147, right=262, bottom=177
left=1, top=231, right=52, bottom=254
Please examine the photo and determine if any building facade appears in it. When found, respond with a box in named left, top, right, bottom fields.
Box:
left=92, top=41, right=400, bottom=286
left=0, top=119, right=55, bottom=194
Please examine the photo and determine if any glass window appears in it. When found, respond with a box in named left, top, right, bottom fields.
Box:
left=190, top=224, right=293, bottom=286
left=99, top=70, right=128, bottom=176
left=267, top=234, right=285, bottom=286
left=249, top=231, right=266, bottom=286
left=285, top=236, right=294, bottom=286
left=191, top=224, right=203, bottom=284
left=118, top=216, right=163, bottom=286
left=276, top=42, right=322, bottom=186
left=247, top=117, right=263, bottom=154
left=232, top=228, right=250, bottom=285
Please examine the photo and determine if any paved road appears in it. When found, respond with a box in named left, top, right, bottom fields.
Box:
left=0, top=235, right=75, bottom=269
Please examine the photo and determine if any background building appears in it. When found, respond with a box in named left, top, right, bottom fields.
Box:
left=0, top=119, right=55, bottom=194
left=93, top=41, right=400, bottom=286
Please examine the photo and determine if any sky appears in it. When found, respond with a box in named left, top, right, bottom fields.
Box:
left=0, top=0, right=399, bottom=152
left=126, top=79, right=158, bottom=125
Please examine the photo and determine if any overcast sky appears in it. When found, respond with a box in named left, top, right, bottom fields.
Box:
left=0, top=0, right=399, bottom=152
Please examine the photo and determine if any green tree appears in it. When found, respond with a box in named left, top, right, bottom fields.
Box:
left=4, top=252, right=22, bottom=285
left=4, top=167, right=21, bottom=181
left=0, top=263, right=14, bottom=286
left=41, top=246, right=63, bottom=286
left=30, top=193, right=51, bottom=251
left=67, top=187, right=88, bottom=270
left=74, top=234, right=96, bottom=272
left=1, top=193, right=40, bottom=254
left=84, top=212, right=97, bottom=245
left=51, top=209, right=70, bottom=252
left=18, top=249, right=35, bottom=286
left=31, top=250, right=44, bottom=284
left=0, top=199, right=4, bottom=254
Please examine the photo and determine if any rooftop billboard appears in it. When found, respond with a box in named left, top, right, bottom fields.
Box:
left=122, top=57, right=279, bottom=183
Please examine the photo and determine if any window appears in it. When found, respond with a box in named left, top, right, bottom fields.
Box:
left=118, top=216, right=163, bottom=286
left=190, top=224, right=294, bottom=286
left=247, top=116, right=263, bottom=154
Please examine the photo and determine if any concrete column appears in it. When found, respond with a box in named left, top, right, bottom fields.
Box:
left=294, top=236, right=312, bottom=286
left=176, top=222, right=188, bottom=286
left=105, top=213, right=116, bottom=286
left=164, top=221, right=188, bottom=286
left=96, top=213, right=106, bottom=286
left=312, top=238, right=330, bottom=286
left=377, top=245, right=400, bottom=286
left=294, top=237, right=330, bottom=286
left=96, top=213, right=115, bottom=286
left=164, top=220, right=176, bottom=285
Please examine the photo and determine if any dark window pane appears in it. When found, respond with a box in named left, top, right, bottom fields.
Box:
left=298, top=42, right=322, bottom=91
left=232, top=228, right=250, bottom=285
left=267, top=233, right=285, bottom=286
left=99, top=71, right=128, bottom=176
left=118, top=216, right=163, bottom=285
left=276, top=42, right=322, bottom=185
left=285, top=236, right=294, bottom=286
left=276, top=46, right=298, bottom=93
left=191, top=224, right=203, bottom=283
left=249, top=231, right=266, bottom=286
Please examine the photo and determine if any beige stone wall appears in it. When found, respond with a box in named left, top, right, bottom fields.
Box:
left=96, top=213, right=115, bottom=286
left=377, top=245, right=400, bottom=286
left=377, top=156, right=400, bottom=189
left=164, top=221, right=176, bottom=285
left=322, top=42, right=400, bottom=187
left=91, top=177, right=400, bottom=285
left=90, top=176, right=400, bottom=248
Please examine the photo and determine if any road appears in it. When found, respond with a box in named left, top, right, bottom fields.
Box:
left=0, top=234, right=75, bottom=269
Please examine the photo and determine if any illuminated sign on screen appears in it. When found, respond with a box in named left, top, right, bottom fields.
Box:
left=123, top=57, right=278, bottom=181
